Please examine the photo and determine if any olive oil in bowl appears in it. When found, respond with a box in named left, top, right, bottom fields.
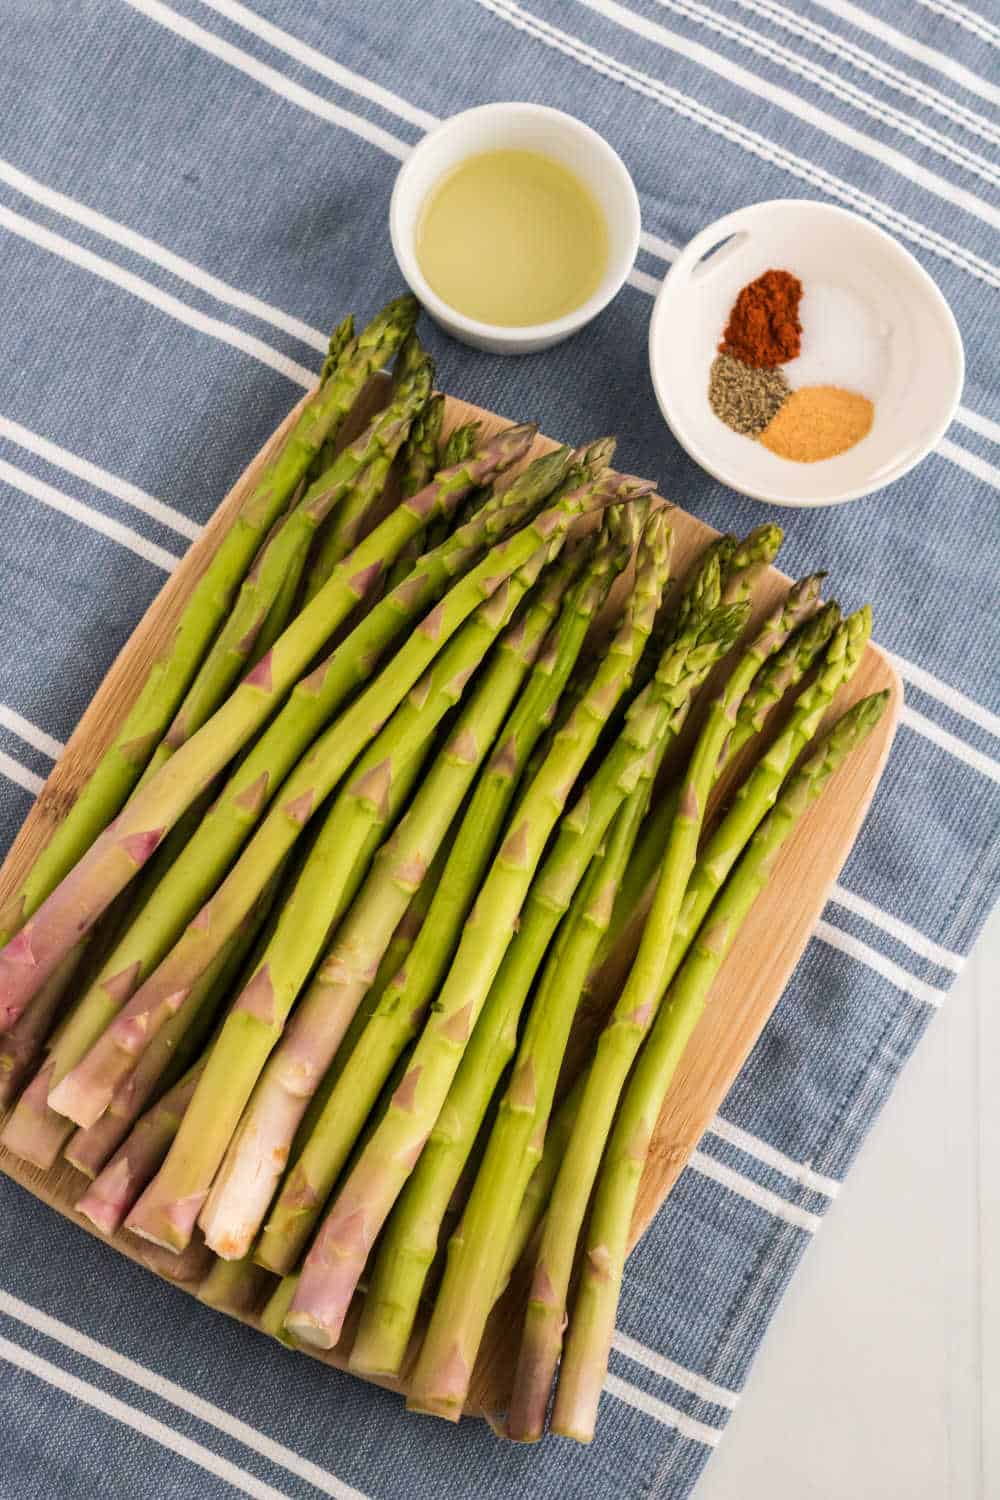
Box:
left=416, top=149, right=609, bottom=328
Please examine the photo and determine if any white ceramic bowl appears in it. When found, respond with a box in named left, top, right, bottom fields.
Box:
left=390, top=103, right=641, bottom=354
left=648, top=200, right=964, bottom=506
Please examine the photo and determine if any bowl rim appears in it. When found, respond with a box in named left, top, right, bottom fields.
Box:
left=648, top=198, right=965, bottom=507
left=390, top=101, right=641, bottom=346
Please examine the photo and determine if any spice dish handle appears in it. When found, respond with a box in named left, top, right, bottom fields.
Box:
left=670, top=207, right=757, bottom=285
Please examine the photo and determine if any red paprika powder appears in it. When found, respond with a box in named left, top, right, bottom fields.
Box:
left=719, top=269, right=803, bottom=368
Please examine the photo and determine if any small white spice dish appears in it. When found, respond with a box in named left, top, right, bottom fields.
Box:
left=391, top=102, right=641, bottom=355
left=648, top=199, right=964, bottom=507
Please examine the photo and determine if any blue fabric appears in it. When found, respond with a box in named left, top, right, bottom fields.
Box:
left=1, top=2, right=997, bottom=1496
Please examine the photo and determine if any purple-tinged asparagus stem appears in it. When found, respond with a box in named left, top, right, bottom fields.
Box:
left=75, top=1062, right=206, bottom=1236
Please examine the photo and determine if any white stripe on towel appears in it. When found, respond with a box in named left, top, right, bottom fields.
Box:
left=0, top=205, right=314, bottom=389
left=900, top=704, right=1000, bottom=785
left=687, top=1150, right=824, bottom=1230
left=814, top=920, right=947, bottom=1006
left=646, top=0, right=999, bottom=184
left=0, top=158, right=327, bottom=355
left=890, top=655, right=1000, bottom=742
left=194, top=0, right=437, bottom=129
left=0, top=708, right=63, bottom=761
left=0, top=414, right=199, bottom=542
left=935, top=437, right=1000, bottom=493
left=0, top=753, right=43, bottom=797
left=124, top=0, right=410, bottom=162
left=0, top=457, right=180, bottom=572
left=604, top=1372, right=723, bottom=1443
left=724, top=0, right=1000, bottom=145
left=0, top=1292, right=369, bottom=1500
left=611, top=1329, right=740, bottom=1408
left=0, top=1334, right=294, bottom=1500
left=829, top=884, right=965, bottom=973
left=707, top=1117, right=841, bottom=1197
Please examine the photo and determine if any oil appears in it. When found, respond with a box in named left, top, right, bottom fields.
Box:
left=416, top=149, right=609, bottom=327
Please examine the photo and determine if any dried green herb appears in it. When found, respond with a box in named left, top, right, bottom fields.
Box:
left=709, top=353, right=790, bottom=437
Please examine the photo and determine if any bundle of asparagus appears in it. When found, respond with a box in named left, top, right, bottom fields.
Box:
left=0, top=296, right=886, bottom=1445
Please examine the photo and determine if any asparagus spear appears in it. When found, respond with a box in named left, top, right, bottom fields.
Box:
left=63, top=880, right=279, bottom=1179
left=319, top=314, right=355, bottom=385
left=75, top=1060, right=206, bottom=1235
left=282, top=509, right=671, bottom=1350
left=506, top=573, right=825, bottom=1440
left=54, top=537, right=557, bottom=1134
left=0, top=297, right=418, bottom=949
left=0, top=951, right=83, bottom=1108
left=359, top=603, right=746, bottom=1383
left=301, top=340, right=435, bottom=606
left=0, top=421, right=538, bottom=1036
left=719, top=524, right=783, bottom=604
left=123, top=471, right=643, bottom=1252
left=199, top=542, right=590, bottom=1260
left=550, top=692, right=890, bottom=1442
left=197, top=1254, right=277, bottom=1318
left=254, top=518, right=629, bottom=1278
left=384, top=414, right=479, bottom=594
left=595, top=600, right=843, bottom=971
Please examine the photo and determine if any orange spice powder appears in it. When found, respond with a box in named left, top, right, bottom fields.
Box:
left=759, top=386, right=874, bottom=462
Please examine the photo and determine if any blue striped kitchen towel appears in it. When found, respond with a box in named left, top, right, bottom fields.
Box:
left=1, top=2, right=998, bottom=1497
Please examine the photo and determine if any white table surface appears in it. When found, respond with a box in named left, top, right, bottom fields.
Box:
left=697, top=902, right=999, bottom=1500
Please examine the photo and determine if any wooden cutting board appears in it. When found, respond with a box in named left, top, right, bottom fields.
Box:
left=0, top=390, right=900, bottom=1420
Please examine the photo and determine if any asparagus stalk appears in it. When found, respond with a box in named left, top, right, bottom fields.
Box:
left=0, top=297, right=418, bottom=949
left=197, top=1255, right=277, bottom=1318
left=551, top=692, right=890, bottom=1441
left=719, top=523, right=783, bottom=604
left=75, top=1060, right=205, bottom=1235
left=595, top=600, right=843, bottom=971
left=318, top=314, right=355, bottom=385
left=63, top=879, right=279, bottom=1179
left=404, top=827, right=637, bottom=1407
left=293, top=841, right=447, bottom=1150
left=122, top=470, right=641, bottom=1252
left=384, top=414, right=478, bottom=594
left=506, top=573, right=825, bottom=1440
left=54, top=537, right=556, bottom=1134
left=0, top=421, right=536, bottom=1032
left=0, top=951, right=83, bottom=1109
left=200, top=542, right=589, bottom=1259
left=282, top=508, right=670, bottom=1351
left=497, top=1073, right=584, bottom=1296
left=301, top=340, right=435, bottom=605
left=254, top=518, right=629, bottom=1278
left=366, top=601, right=746, bottom=1384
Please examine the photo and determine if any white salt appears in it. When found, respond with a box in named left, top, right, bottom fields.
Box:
left=788, top=281, right=889, bottom=399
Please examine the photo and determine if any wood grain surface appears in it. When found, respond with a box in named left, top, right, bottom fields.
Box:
left=0, top=388, right=900, bottom=1420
